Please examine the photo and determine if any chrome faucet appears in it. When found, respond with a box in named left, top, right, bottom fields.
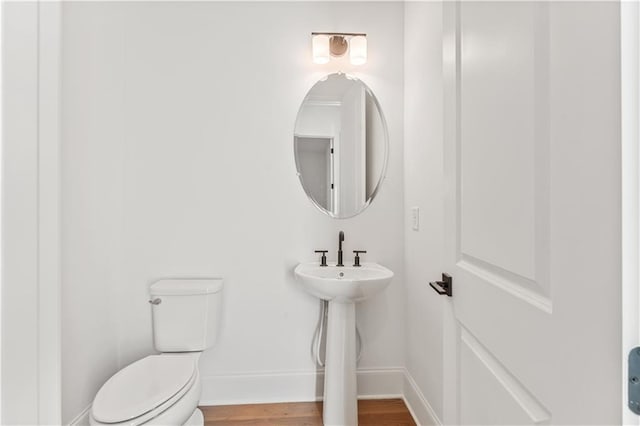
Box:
left=337, top=231, right=345, bottom=267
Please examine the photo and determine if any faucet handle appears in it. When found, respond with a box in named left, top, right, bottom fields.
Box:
left=353, top=250, right=367, bottom=267
left=315, top=250, right=329, bottom=267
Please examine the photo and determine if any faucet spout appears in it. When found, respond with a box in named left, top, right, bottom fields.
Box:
left=337, top=231, right=345, bottom=267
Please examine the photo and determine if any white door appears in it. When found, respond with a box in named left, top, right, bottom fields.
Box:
left=442, top=2, right=622, bottom=424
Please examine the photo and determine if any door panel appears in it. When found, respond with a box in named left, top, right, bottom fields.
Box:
left=459, top=1, right=550, bottom=299
left=460, top=2, right=537, bottom=282
left=460, top=328, right=550, bottom=425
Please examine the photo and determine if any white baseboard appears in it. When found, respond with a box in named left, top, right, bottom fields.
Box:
left=357, top=367, right=405, bottom=399
left=199, top=368, right=441, bottom=426
left=68, top=368, right=439, bottom=426
left=68, top=405, right=91, bottom=426
left=199, top=367, right=406, bottom=406
left=402, top=371, right=442, bottom=426
left=199, top=369, right=323, bottom=405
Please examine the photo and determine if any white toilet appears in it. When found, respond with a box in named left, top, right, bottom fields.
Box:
left=90, top=278, right=223, bottom=426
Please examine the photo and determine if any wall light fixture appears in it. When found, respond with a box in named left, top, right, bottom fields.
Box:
left=311, top=32, right=367, bottom=66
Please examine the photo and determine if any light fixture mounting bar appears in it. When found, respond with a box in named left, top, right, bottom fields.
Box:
left=311, top=32, right=367, bottom=37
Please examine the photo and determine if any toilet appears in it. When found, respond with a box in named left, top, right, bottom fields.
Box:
left=90, top=278, right=223, bottom=426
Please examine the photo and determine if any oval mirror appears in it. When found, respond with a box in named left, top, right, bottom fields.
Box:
left=294, top=73, right=389, bottom=218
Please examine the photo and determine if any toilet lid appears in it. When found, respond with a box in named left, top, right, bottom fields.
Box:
left=92, top=355, right=196, bottom=424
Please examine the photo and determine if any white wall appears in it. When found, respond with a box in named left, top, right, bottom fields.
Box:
left=296, top=103, right=341, bottom=138
left=61, top=1, right=405, bottom=421
left=403, top=1, right=445, bottom=423
left=61, top=3, right=124, bottom=423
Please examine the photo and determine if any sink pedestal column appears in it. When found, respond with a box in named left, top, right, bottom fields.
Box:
left=323, top=301, right=357, bottom=426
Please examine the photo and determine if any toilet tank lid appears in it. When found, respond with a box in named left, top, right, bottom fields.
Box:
left=150, top=278, right=223, bottom=296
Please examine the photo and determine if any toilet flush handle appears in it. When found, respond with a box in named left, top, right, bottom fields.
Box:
left=148, top=298, right=162, bottom=305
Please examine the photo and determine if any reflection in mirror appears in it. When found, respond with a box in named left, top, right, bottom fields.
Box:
left=294, top=73, right=388, bottom=218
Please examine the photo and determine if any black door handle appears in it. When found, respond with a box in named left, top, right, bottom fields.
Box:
left=429, top=273, right=452, bottom=297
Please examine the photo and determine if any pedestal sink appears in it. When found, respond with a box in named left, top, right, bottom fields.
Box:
left=294, top=262, right=394, bottom=426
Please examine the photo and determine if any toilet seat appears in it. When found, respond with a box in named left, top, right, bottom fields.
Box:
left=91, top=355, right=197, bottom=425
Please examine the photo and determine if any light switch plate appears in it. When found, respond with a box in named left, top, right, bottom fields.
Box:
left=411, top=207, right=419, bottom=231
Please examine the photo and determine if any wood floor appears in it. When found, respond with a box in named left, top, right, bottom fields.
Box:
left=200, top=399, right=416, bottom=426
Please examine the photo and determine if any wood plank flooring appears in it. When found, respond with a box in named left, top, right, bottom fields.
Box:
left=200, top=399, right=416, bottom=426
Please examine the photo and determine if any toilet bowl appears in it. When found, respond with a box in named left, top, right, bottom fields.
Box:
left=90, top=354, right=202, bottom=426
left=90, top=279, right=223, bottom=426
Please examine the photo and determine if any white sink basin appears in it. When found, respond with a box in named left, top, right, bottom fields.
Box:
left=294, top=262, right=393, bottom=303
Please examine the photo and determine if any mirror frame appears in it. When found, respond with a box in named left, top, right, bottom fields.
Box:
left=293, top=73, right=390, bottom=219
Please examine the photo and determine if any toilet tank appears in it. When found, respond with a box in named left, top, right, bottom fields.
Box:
left=149, top=278, right=223, bottom=352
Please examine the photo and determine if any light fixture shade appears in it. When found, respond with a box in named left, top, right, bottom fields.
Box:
left=312, top=34, right=330, bottom=64
left=349, top=35, right=367, bottom=65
